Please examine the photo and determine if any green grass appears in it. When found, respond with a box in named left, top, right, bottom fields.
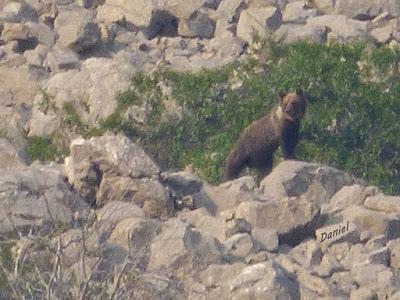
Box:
left=25, top=41, right=400, bottom=195
left=26, top=136, right=59, bottom=162
left=110, top=41, right=400, bottom=194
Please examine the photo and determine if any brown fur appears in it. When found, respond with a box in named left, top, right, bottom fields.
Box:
left=223, top=88, right=306, bottom=181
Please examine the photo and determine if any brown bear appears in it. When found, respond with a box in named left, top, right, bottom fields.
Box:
left=223, top=88, right=307, bottom=181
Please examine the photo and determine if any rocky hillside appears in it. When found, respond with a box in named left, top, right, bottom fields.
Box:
left=1, top=134, right=400, bottom=299
left=1, top=0, right=400, bottom=149
left=2, top=0, right=400, bottom=299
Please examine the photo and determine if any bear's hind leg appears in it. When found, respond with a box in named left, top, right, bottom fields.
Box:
left=257, top=154, right=273, bottom=182
left=223, top=150, right=247, bottom=181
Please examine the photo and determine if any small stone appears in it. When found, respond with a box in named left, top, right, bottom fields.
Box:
left=364, top=193, right=400, bottom=213
left=24, top=44, right=49, bottom=67
left=225, top=233, right=255, bottom=257
left=236, top=6, right=282, bottom=44
left=275, top=254, right=302, bottom=274
left=388, top=239, right=400, bottom=269
left=298, top=271, right=331, bottom=296
left=225, top=218, right=252, bottom=238
left=179, top=11, right=216, bottom=38
left=312, top=253, right=344, bottom=278
left=251, top=227, right=279, bottom=252
left=54, top=7, right=100, bottom=53
left=350, top=287, right=377, bottom=300
left=350, top=263, right=388, bottom=287
left=282, top=1, right=317, bottom=24
left=45, top=48, right=80, bottom=72
left=2, top=23, right=30, bottom=42
left=290, top=239, right=323, bottom=268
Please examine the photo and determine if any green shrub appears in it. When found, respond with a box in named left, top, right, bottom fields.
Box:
left=26, top=136, right=67, bottom=162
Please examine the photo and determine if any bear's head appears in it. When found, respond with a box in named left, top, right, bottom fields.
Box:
left=279, top=88, right=306, bottom=122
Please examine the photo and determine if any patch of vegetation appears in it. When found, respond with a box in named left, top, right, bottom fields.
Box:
left=62, top=102, right=105, bottom=138
left=38, top=91, right=57, bottom=115
left=101, top=72, right=162, bottom=136
left=26, top=136, right=66, bottom=161
left=0, top=241, right=14, bottom=294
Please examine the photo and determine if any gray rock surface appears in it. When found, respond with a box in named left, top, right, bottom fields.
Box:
left=236, top=6, right=282, bottom=43
left=0, top=165, right=89, bottom=234
left=54, top=6, right=100, bottom=53
left=64, top=134, right=172, bottom=217
left=1, top=0, right=400, bottom=298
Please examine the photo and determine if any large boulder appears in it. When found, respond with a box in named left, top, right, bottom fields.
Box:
left=41, top=51, right=135, bottom=126
left=235, top=196, right=321, bottom=246
left=0, top=165, right=89, bottom=234
left=102, top=0, right=210, bottom=38
left=261, top=160, right=357, bottom=207
left=54, top=6, right=100, bottom=53
left=335, top=0, right=400, bottom=19
left=227, top=261, right=300, bottom=299
left=306, top=15, right=369, bottom=42
left=178, top=11, right=216, bottom=38
left=147, top=218, right=225, bottom=276
left=236, top=6, right=282, bottom=43
left=64, top=134, right=173, bottom=217
left=0, top=1, right=38, bottom=23
left=0, top=138, right=27, bottom=169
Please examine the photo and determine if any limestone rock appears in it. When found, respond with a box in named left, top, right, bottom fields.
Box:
left=64, top=135, right=171, bottom=216
left=341, top=205, right=400, bottom=241
left=236, top=6, right=282, bottom=43
left=0, top=1, right=38, bottom=22
left=312, top=253, right=345, bottom=277
left=364, top=193, right=400, bottom=214
left=310, top=0, right=335, bottom=14
left=290, top=239, right=323, bottom=268
left=261, top=160, right=357, bottom=207
left=275, top=23, right=328, bottom=44
left=162, top=170, right=203, bottom=198
left=335, top=0, right=400, bottom=19
left=0, top=138, right=27, bottom=169
left=1, top=23, right=30, bottom=42
left=225, top=218, right=252, bottom=238
left=0, top=165, right=89, bottom=234
left=322, top=184, right=375, bottom=215
left=28, top=21, right=56, bottom=47
left=96, top=201, right=145, bottom=224
left=228, top=261, right=300, bottom=299
left=109, top=217, right=160, bottom=254
left=179, top=11, right=216, bottom=38
left=43, top=52, right=135, bottom=125
left=66, top=134, right=159, bottom=180
left=251, top=227, right=279, bottom=252
left=350, top=287, right=377, bottom=300
left=200, top=263, right=246, bottom=289
left=235, top=196, right=320, bottom=246
left=54, top=6, right=100, bottom=53
left=388, top=239, right=400, bottom=269
left=201, top=176, right=260, bottom=215
left=148, top=218, right=225, bottom=275
left=178, top=208, right=226, bottom=242
left=45, top=48, right=81, bottom=72
left=297, top=271, right=332, bottom=297
left=24, top=44, right=49, bottom=67
left=282, top=1, right=317, bottom=24
left=97, top=176, right=171, bottom=218
left=225, top=233, right=255, bottom=257
left=306, top=15, right=369, bottom=42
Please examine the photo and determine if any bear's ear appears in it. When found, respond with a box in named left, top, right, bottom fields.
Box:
left=296, top=87, right=303, bottom=96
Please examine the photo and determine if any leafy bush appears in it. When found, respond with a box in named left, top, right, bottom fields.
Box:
left=26, top=136, right=61, bottom=162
